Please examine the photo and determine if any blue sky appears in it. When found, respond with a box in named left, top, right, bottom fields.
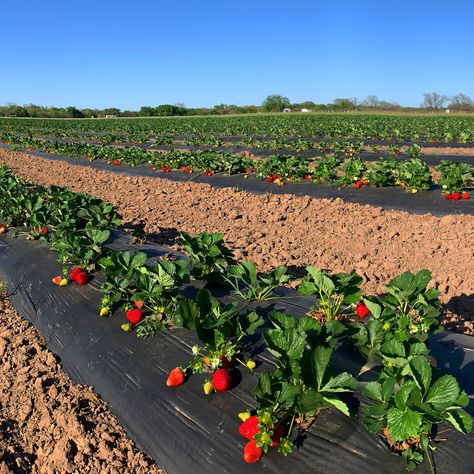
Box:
left=1, top=0, right=473, bottom=109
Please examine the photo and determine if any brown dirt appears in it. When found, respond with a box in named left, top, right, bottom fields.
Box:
left=0, top=295, right=163, bottom=473
left=0, top=150, right=473, bottom=334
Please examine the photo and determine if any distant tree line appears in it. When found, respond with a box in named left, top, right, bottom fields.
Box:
left=1, top=92, right=473, bottom=118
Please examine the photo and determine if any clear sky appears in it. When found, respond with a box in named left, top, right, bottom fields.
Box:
left=1, top=0, right=473, bottom=109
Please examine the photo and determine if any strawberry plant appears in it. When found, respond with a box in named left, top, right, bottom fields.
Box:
left=437, top=160, right=473, bottom=198
left=362, top=342, right=472, bottom=471
left=339, top=157, right=367, bottom=185
left=406, top=144, right=423, bottom=160
left=224, top=262, right=291, bottom=301
left=240, top=310, right=356, bottom=461
left=395, top=159, right=432, bottom=192
left=180, top=231, right=236, bottom=282
left=310, top=155, right=340, bottom=183
left=366, top=157, right=398, bottom=187
left=297, top=267, right=364, bottom=323
left=52, top=223, right=110, bottom=272
left=168, top=289, right=264, bottom=392
left=99, top=250, right=193, bottom=336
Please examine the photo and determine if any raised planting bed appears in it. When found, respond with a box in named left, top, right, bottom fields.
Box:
left=0, top=233, right=473, bottom=473
left=1, top=144, right=472, bottom=217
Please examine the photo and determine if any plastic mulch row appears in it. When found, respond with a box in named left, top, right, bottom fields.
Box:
left=0, top=230, right=473, bottom=474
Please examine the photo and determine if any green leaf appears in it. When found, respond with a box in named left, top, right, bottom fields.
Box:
left=323, top=395, right=351, bottom=417
left=278, top=382, right=301, bottom=407
left=425, top=375, right=460, bottom=408
left=297, top=281, right=317, bottom=296
left=363, top=298, right=382, bottom=319
left=311, top=346, right=333, bottom=389
left=409, top=356, right=432, bottom=395
left=320, top=372, right=357, bottom=393
left=387, top=407, right=422, bottom=441
left=364, top=381, right=384, bottom=402
left=173, top=299, right=198, bottom=329
left=446, top=411, right=472, bottom=434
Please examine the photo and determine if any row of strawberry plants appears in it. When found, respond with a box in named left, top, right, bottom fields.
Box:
left=0, top=166, right=471, bottom=471
left=2, top=133, right=473, bottom=197
left=2, top=114, right=474, bottom=142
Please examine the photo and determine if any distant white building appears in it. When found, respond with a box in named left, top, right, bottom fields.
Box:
left=283, top=108, right=292, bottom=113
left=105, top=114, right=117, bottom=118
left=301, top=108, right=311, bottom=113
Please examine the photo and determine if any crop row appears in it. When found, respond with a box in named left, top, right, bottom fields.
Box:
left=1, top=113, right=474, bottom=142
left=2, top=134, right=473, bottom=197
left=0, top=165, right=471, bottom=471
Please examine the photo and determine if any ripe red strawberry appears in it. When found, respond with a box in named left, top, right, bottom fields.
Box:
left=243, top=440, right=263, bottom=463
left=42, top=226, right=48, bottom=234
left=134, top=300, right=144, bottom=309
left=462, top=192, right=470, bottom=200
left=212, top=368, right=232, bottom=392
left=69, top=267, right=82, bottom=280
left=0, top=224, right=5, bottom=234
left=444, top=193, right=453, bottom=200
left=204, top=170, right=213, bottom=176
left=126, top=308, right=143, bottom=324
left=75, top=272, right=89, bottom=286
left=452, top=192, right=461, bottom=201
left=151, top=165, right=157, bottom=171
left=354, top=181, right=362, bottom=189
left=162, top=166, right=169, bottom=172
left=113, top=159, right=121, bottom=166
left=166, top=367, right=185, bottom=386
left=355, top=302, right=370, bottom=318
left=239, top=415, right=259, bottom=439
left=266, top=177, right=274, bottom=183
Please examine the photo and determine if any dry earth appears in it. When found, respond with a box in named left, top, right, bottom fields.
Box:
left=0, top=295, right=164, bottom=474
left=1, top=149, right=473, bottom=334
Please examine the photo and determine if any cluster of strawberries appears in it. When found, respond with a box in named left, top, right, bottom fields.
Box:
left=354, top=179, right=369, bottom=189
left=166, top=356, right=234, bottom=394
left=266, top=175, right=283, bottom=186
left=444, top=192, right=470, bottom=201
left=52, top=267, right=89, bottom=287
left=238, top=414, right=286, bottom=463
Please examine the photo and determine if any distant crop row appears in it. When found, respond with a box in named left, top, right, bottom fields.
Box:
left=2, top=134, right=472, bottom=197
left=1, top=113, right=474, bottom=142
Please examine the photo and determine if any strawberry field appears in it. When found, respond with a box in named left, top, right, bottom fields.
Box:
left=0, top=113, right=473, bottom=473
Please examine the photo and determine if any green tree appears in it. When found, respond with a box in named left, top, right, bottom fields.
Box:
left=261, top=94, right=291, bottom=112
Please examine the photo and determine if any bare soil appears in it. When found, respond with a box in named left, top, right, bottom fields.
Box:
left=1, top=149, right=473, bottom=334
left=0, top=295, right=163, bottom=474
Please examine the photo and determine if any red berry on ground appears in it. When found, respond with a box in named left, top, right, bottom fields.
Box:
left=134, top=300, right=144, bottom=309
left=75, top=272, right=89, bottom=286
left=354, top=181, right=362, bottom=189
left=212, top=368, right=232, bottom=392
left=166, top=367, right=185, bottom=386
left=355, top=302, right=370, bottom=318
left=243, top=440, right=263, bottom=463
left=444, top=193, right=453, bottom=200
left=238, top=416, right=259, bottom=439
left=113, top=160, right=121, bottom=166
left=126, top=308, right=143, bottom=325
left=452, top=192, right=461, bottom=201
left=462, top=192, right=470, bottom=200
left=69, top=267, right=82, bottom=280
